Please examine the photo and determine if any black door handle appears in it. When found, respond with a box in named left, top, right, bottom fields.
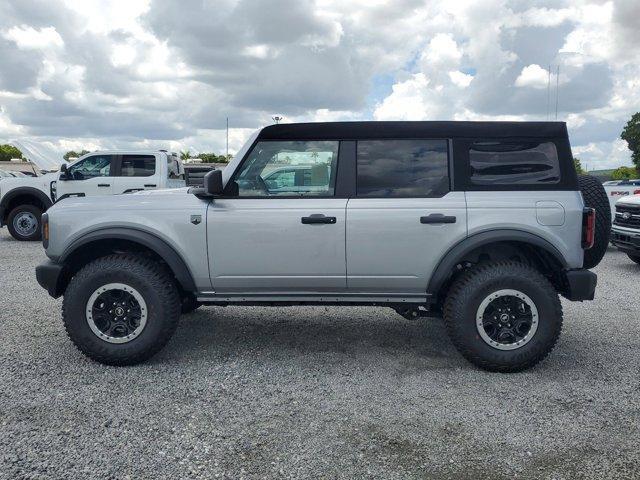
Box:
left=420, top=213, right=456, bottom=224
left=144, top=184, right=157, bottom=187
left=97, top=184, right=111, bottom=187
left=301, top=214, right=337, bottom=225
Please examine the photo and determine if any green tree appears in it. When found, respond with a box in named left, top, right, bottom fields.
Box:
left=611, top=166, right=637, bottom=180
left=573, top=157, right=585, bottom=174
left=198, top=153, right=232, bottom=163
left=180, top=150, right=191, bottom=160
left=0, top=144, right=24, bottom=162
left=63, top=150, right=90, bottom=161
left=621, top=112, right=640, bottom=172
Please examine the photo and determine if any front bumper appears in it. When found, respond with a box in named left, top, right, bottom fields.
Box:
left=561, top=269, right=597, bottom=301
left=35, top=260, right=66, bottom=298
left=610, top=226, right=640, bottom=255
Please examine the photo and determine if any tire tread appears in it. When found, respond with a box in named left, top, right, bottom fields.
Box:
left=444, top=261, right=563, bottom=372
left=62, top=254, right=180, bottom=366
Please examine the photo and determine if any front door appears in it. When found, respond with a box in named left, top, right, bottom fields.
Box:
left=57, top=154, right=115, bottom=198
left=346, top=139, right=468, bottom=294
left=207, top=139, right=347, bottom=293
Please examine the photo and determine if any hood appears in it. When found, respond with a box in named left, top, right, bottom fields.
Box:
left=131, top=187, right=191, bottom=196
left=616, top=194, right=640, bottom=207
left=52, top=186, right=198, bottom=213
left=9, top=139, right=65, bottom=171
left=0, top=172, right=57, bottom=192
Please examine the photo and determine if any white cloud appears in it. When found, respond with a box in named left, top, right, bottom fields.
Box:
left=448, top=71, right=473, bottom=88
left=2, top=26, right=63, bottom=50
left=514, top=64, right=550, bottom=89
left=420, top=33, right=462, bottom=70
left=374, top=73, right=441, bottom=121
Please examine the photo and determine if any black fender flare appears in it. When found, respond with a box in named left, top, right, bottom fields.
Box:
left=426, top=229, right=568, bottom=296
left=0, top=186, right=53, bottom=220
left=60, top=227, right=197, bottom=292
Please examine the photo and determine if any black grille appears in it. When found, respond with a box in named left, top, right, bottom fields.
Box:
left=614, top=204, right=640, bottom=227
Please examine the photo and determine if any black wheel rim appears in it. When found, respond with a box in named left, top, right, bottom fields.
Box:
left=476, top=289, right=539, bottom=350
left=86, top=283, right=147, bottom=343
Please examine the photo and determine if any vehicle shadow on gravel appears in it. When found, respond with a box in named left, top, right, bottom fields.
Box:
left=162, top=306, right=462, bottom=368
left=615, top=263, right=640, bottom=273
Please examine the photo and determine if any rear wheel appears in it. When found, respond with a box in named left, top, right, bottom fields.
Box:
left=62, top=254, right=181, bottom=365
left=578, top=175, right=610, bottom=269
left=627, top=254, right=640, bottom=265
left=444, top=261, right=562, bottom=372
left=7, top=204, right=42, bottom=241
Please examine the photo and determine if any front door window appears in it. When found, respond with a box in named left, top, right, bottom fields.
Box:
left=232, top=141, right=339, bottom=197
left=67, top=155, right=113, bottom=180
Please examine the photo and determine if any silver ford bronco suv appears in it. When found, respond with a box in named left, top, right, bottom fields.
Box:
left=35, top=121, right=610, bottom=372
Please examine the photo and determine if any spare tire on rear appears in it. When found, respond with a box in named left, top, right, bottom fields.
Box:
left=578, top=174, right=610, bottom=269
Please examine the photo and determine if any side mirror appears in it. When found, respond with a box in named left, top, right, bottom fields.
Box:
left=59, top=163, right=68, bottom=180
left=204, top=169, right=224, bottom=196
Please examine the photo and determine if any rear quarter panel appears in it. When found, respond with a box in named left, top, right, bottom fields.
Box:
left=465, top=191, right=584, bottom=268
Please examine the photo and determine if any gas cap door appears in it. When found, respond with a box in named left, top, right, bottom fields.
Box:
left=536, top=200, right=565, bottom=226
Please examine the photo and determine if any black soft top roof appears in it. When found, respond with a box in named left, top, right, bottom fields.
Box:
left=258, top=121, right=568, bottom=141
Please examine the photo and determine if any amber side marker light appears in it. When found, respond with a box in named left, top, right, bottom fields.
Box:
left=42, top=213, right=49, bottom=249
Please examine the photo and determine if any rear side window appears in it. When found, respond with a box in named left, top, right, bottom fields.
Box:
left=119, top=155, right=156, bottom=177
left=469, top=141, right=559, bottom=185
left=356, top=139, right=449, bottom=197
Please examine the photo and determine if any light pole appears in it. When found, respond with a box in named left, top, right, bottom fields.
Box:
left=272, top=116, right=283, bottom=124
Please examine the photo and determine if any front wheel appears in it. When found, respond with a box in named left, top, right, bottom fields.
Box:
left=7, top=205, right=42, bottom=241
left=444, top=261, right=562, bottom=372
left=62, top=254, right=181, bottom=365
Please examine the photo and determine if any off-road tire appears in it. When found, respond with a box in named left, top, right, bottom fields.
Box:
left=627, top=254, right=640, bottom=265
left=444, top=261, right=562, bottom=373
left=578, top=174, right=610, bottom=269
left=7, top=204, right=42, bottom=241
left=62, top=254, right=181, bottom=366
left=181, top=294, right=201, bottom=314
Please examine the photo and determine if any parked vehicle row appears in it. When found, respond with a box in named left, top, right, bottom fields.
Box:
left=34, top=121, right=611, bottom=372
left=611, top=193, right=640, bottom=264
left=603, top=179, right=640, bottom=219
left=0, top=150, right=186, bottom=241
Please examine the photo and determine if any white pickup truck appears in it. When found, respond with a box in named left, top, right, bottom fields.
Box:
left=0, top=150, right=186, bottom=241
left=603, top=179, right=640, bottom=219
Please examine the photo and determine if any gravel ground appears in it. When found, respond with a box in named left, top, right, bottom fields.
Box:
left=1, top=227, right=639, bottom=479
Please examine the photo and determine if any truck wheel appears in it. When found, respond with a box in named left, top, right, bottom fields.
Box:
left=62, top=254, right=181, bottom=366
left=7, top=205, right=42, bottom=241
left=627, top=254, right=640, bottom=265
left=444, top=261, right=562, bottom=372
left=578, top=175, right=610, bottom=269
left=180, top=294, right=201, bottom=314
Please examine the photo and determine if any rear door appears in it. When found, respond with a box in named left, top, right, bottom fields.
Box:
left=346, top=139, right=467, bottom=295
left=57, top=154, right=115, bottom=198
left=112, top=154, right=161, bottom=194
